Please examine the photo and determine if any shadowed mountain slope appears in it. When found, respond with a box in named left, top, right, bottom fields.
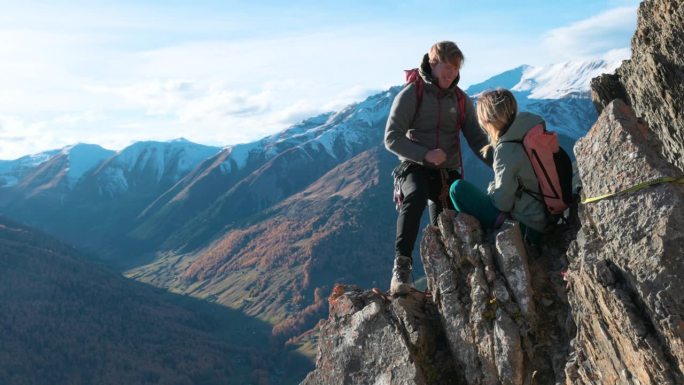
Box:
left=0, top=216, right=311, bottom=385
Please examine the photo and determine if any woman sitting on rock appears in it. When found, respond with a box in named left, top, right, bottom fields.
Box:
left=449, top=89, right=548, bottom=244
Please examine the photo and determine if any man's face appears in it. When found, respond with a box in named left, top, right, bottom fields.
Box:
left=431, top=61, right=460, bottom=89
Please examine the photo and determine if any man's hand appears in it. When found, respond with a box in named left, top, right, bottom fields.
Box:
left=424, top=149, right=447, bottom=166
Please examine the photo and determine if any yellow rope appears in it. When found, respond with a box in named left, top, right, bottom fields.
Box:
left=581, top=176, right=684, bottom=204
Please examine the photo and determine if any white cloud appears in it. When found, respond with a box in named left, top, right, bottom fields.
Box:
left=543, top=7, right=637, bottom=61
left=52, top=111, right=106, bottom=126
left=0, top=115, right=54, bottom=160
left=86, top=80, right=273, bottom=119
left=602, top=47, right=631, bottom=64
left=320, top=86, right=384, bottom=112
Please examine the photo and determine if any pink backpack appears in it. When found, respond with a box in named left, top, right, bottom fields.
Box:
left=513, top=124, right=573, bottom=215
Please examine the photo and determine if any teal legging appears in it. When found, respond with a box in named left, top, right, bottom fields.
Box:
left=449, top=179, right=501, bottom=229
left=449, top=179, right=543, bottom=244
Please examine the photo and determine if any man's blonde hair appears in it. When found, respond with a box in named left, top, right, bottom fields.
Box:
left=428, top=41, right=464, bottom=68
left=476, top=89, right=518, bottom=156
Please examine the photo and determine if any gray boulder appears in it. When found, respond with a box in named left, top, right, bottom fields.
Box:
left=565, top=99, right=684, bottom=385
left=300, top=285, right=462, bottom=385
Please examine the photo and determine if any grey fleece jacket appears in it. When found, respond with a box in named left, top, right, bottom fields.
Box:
left=489, top=112, right=549, bottom=232
left=384, top=54, right=491, bottom=170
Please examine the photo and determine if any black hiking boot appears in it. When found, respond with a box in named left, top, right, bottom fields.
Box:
left=390, top=255, right=413, bottom=296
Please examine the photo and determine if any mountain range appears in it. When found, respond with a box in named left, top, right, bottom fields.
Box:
left=0, top=58, right=620, bottom=371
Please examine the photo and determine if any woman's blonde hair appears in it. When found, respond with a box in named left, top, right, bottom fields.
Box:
left=428, top=41, right=464, bottom=68
left=476, top=89, right=518, bottom=156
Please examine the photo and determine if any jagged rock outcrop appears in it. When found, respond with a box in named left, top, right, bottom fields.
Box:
left=564, top=100, right=684, bottom=384
left=300, top=285, right=461, bottom=385
left=420, top=213, right=572, bottom=385
left=590, top=0, right=684, bottom=171
left=301, top=212, right=574, bottom=385
left=589, top=73, right=629, bottom=114
left=568, top=0, right=684, bottom=381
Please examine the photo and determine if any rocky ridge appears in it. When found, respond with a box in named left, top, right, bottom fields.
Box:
left=591, top=0, right=683, bottom=171
left=302, top=211, right=574, bottom=385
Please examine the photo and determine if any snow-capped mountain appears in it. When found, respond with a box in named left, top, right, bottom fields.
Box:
left=0, top=139, right=222, bottom=259
left=110, top=138, right=219, bottom=179
left=467, top=58, right=623, bottom=99
left=218, top=91, right=393, bottom=175
left=465, top=66, right=531, bottom=96
left=0, top=139, right=221, bottom=197
left=60, top=144, right=116, bottom=187
left=514, top=59, right=623, bottom=99
left=0, top=149, right=62, bottom=188
left=0, top=144, right=114, bottom=197
left=87, top=138, right=221, bottom=197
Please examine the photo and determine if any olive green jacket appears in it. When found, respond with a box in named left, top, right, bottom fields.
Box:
left=489, top=112, right=549, bottom=232
left=384, top=54, right=491, bottom=170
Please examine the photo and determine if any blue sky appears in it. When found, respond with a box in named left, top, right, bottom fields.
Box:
left=0, top=0, right=640, bottom=159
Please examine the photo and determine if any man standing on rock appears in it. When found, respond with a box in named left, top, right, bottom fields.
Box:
left=384, top=40, right=492, bottom=295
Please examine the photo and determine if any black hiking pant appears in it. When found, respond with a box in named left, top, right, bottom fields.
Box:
left=395, top=165, right=460, bottom=259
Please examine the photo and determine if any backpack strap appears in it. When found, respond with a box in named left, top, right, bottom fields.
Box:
left=498, top=139, right=545, bottom=201
left=454, top=87, right=466, bottom=179
left=404, top=69, right=425, bottom=126
left=499, top=139, right=563, bottom=219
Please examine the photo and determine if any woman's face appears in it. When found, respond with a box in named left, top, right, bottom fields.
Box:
left=430, top=61, right=460, bottom=89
